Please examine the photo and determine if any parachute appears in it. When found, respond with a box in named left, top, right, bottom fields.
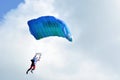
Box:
left=27, top=16, right=72, bottom=42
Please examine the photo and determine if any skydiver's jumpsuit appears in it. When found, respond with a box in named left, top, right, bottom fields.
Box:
left=26, top=57, right=38, bottom=74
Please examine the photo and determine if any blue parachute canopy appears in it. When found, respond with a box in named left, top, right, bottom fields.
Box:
left=27, top=16, right=72, bottom=42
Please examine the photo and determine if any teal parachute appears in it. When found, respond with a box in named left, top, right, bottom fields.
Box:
left=27, top=16, right=72, bottom=42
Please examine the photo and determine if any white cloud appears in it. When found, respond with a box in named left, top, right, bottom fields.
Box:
left=0, top=0, right=120, bottom=80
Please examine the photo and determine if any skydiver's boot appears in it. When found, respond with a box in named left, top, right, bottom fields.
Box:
left=26, top=71, right=28, bottom=74
left=26, top=69, right=31, bottom=74
left=31, top=70, right=33, bottom=73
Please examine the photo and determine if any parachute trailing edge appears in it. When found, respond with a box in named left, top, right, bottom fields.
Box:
left=27, top=16, right=72, bottom=42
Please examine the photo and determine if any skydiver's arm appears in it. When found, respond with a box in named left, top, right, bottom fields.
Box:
left=37, top=55, right=41, bottom=61
left=33, top=53, right=37, bottom=58
left=37, top=53, right=41, bottom=61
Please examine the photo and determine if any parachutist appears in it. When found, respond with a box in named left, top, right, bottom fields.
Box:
left=26, top=53, right=41, bottom=74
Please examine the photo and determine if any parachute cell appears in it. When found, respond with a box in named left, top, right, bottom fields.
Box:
left=27, top=16, right=72, bottom=42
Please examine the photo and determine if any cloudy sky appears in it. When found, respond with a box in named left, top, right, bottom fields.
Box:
left=0, top=0, right=120, bottom=80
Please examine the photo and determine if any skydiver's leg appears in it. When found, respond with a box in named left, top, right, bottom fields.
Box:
left=31, top=65, right=35, bottom=73
left=26, top=65, right=32, bottom=74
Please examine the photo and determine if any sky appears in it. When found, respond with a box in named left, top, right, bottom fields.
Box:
left=0, top=0, right=24, bottom=20
left=0, top=0, right=120, bottom=80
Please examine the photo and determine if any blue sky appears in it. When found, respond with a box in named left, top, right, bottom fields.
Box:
left=0, top=0, right=120, bottom=80
left=0, top=0, right=24, bottom=20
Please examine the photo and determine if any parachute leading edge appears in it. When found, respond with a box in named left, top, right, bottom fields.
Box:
left=27, top=16, right=72, bottom=42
